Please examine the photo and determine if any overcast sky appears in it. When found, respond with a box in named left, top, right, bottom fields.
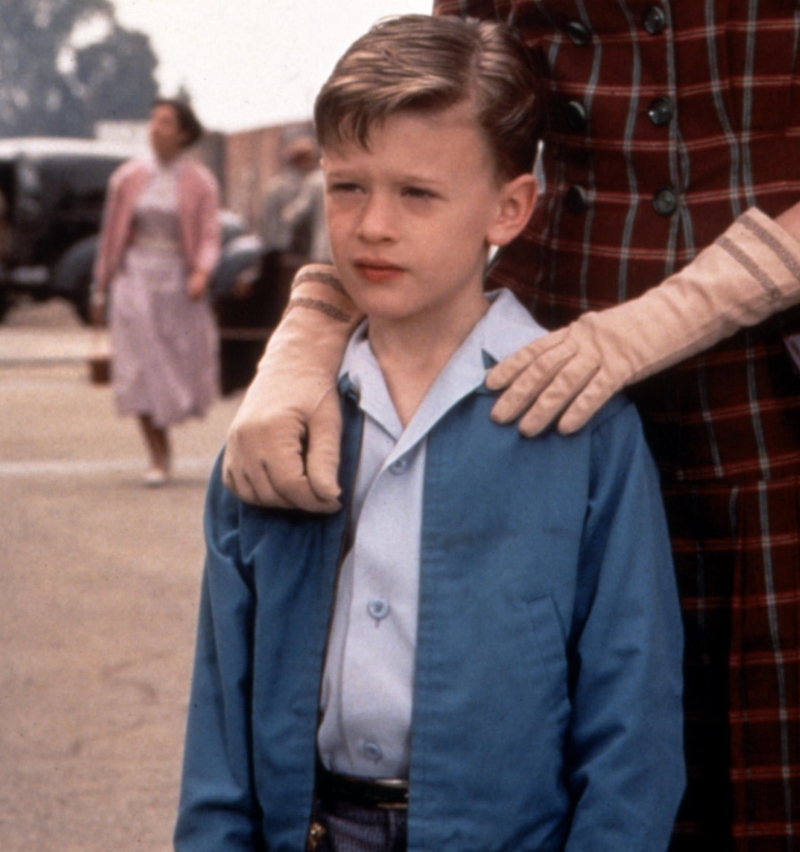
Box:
left=109, top=0, right=433, bottom=133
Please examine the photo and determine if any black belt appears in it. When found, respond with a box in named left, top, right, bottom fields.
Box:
left=316, top=763, right=409, bottom=810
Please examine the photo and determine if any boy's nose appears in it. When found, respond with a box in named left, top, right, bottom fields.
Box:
left=356, top=194, right=396, bottom=242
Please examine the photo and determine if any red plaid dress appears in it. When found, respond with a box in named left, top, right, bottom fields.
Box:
left=434, top=1, right=800, bottom=849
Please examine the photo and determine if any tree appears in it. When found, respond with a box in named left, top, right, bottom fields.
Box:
left=74, top=25, right=159, bottom=127
left=0, top=0, right=159, bottom=137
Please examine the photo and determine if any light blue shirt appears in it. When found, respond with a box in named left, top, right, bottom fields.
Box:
left=317, top=289, right=547, bottom=778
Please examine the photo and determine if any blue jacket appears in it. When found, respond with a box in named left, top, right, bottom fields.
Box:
left=175, top=387, right=685, bottom=852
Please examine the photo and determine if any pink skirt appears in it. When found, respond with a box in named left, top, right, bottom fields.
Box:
left=109, top=245, right=218, bottom=428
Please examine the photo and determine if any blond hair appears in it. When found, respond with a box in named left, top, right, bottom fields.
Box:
left=314, top=14, right=542, bottom=180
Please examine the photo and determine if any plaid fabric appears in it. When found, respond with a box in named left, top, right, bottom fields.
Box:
left=666, top=475, right=800, bottom=851
left=434, top=1, right=800, bottom=848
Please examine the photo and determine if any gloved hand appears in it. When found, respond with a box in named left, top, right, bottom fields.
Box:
left=222, top=264, right=362, bottom=511
left=487, top=207, right=800, bottom=436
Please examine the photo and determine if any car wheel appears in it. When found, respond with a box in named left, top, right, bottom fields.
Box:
left=72, top=266, right=93, bottom=324
left=52, top=237, right=98, bottom=325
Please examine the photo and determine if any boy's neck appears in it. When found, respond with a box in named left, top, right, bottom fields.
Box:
left=366, top=291, right=490, bottom=427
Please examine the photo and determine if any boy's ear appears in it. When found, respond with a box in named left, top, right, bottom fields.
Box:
left=487, top=174, right=538, bottom=247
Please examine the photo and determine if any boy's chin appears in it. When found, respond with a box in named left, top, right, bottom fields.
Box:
left=341, top=284, right=406, bottom=321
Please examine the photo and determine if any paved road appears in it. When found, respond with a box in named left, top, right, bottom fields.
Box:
left=0, top=300, right=245, bottom=851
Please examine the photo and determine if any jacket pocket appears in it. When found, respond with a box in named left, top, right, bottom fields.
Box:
left=526, top=595, right=570, bottom=711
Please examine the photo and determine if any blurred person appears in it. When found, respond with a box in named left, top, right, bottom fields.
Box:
left=282, top=166, right=331, bottom=263
left=259, top=135, right=317, bottom=255
left=91, top=98, right=221, bottom=486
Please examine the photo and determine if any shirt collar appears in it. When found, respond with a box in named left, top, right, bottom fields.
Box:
left=338, top=289, right=547, bottom=452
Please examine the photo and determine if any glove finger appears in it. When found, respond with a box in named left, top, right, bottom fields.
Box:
left=243, top=465, right=295, bottom=509
left=485, top=328, right=571, bottom=391
left=222, top=443, right=272, bottom=505
left=304, top=389, right=344, bottom=511
left=263, top=428, right=337, bottom=513
left=222, top=453, right=256, bottom=502
left=222, top=424, right=298, bottom=507
left=557, top=371, right=618, bottom=435
left=517, top=357, right=600, bottom=437
left=490, top=340, right=578, bottom=423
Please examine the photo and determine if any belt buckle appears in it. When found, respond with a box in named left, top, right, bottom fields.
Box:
left=373, top=777, right=408, bottom=810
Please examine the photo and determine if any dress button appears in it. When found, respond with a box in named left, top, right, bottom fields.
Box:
left=653, top=187, right=678, bottom=216
left=648, top=97, right=674, bottom=127
left=565, top=100, right=588, bottom=132
left=362, top=741, right=383, bottom=762
left=565, top=185, right=588, bottom=215
left=389, top=457, right=409, bottom=474
left=565, top=21, right=591, bottom=46
left=367, top=598, right=390, bottom=621
left=642, top=5, right=667, bottom=35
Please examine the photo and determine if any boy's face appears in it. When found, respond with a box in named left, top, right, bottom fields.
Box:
left=322, top=103, right=530, bottom=331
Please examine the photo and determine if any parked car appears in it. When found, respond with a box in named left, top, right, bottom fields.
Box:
left=0, top=136, right=293, bottom=393
left=0, top=137, right=146, bottom=322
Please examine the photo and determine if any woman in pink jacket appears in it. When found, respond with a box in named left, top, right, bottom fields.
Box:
left=92, top=99, right=221, bottom=485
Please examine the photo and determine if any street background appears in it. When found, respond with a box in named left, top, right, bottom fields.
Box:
left=0, top=298, right=242, bottom=851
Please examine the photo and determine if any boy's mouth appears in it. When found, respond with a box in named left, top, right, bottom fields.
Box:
left=353, top=259, right=405, bottom=283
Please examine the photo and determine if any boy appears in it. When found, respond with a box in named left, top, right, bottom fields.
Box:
left=175, top=15, right=684, bottom=852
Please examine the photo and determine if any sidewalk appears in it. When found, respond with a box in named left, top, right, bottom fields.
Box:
left=0, top=298, right=242, bottom=852
left=0, top=298, right=92, bottom=364
left=0, top=326, right=93, bottom=364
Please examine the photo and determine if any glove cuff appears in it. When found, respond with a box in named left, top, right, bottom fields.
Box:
left=585, top=207, right=800, bottom=388
left=257, top=266, right=363, bottom=376
left=713, top=207, right=800, bottom=313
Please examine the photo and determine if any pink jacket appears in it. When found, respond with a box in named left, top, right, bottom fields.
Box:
left=93, top=156, right=221, bottom=293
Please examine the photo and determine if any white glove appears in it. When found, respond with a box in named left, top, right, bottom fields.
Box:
left=222, top=264, right=362, bottom=511
left=487, top=207, right=800, bottom=436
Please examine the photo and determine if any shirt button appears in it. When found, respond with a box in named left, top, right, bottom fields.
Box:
left=367, top=598, right=390, bottom=621
left=362, top=741, right=383, bottom=762
left=648, top=97, right=674, bottom=127
left=642, top=5, right=667, bottom=35
left=389, top=457, right=409, bottom=474
left=653, top=187, right=678, bottom=216
left=565, top=21, right=591, bottom=46
left=565, top=185, right=588, bottom=215
left=565, top=100, right=588, bottom=133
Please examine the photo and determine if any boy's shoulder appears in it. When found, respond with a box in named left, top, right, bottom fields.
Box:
left=548, top=393, right=648, bottom=467
left=581, top=392, right=638, bottom=433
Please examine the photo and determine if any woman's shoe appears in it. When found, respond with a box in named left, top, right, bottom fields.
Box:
left=144, top=467, right=169, bottom=487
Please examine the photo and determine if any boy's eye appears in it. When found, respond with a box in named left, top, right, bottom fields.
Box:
left=402, top=186, right=436, bottom=200
left=329, top=181, right=363, bottom=194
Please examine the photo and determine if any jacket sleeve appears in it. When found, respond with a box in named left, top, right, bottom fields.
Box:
left=174, top=456, right=265, bottom=852
left=564, top=401, right=685, bottom=851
